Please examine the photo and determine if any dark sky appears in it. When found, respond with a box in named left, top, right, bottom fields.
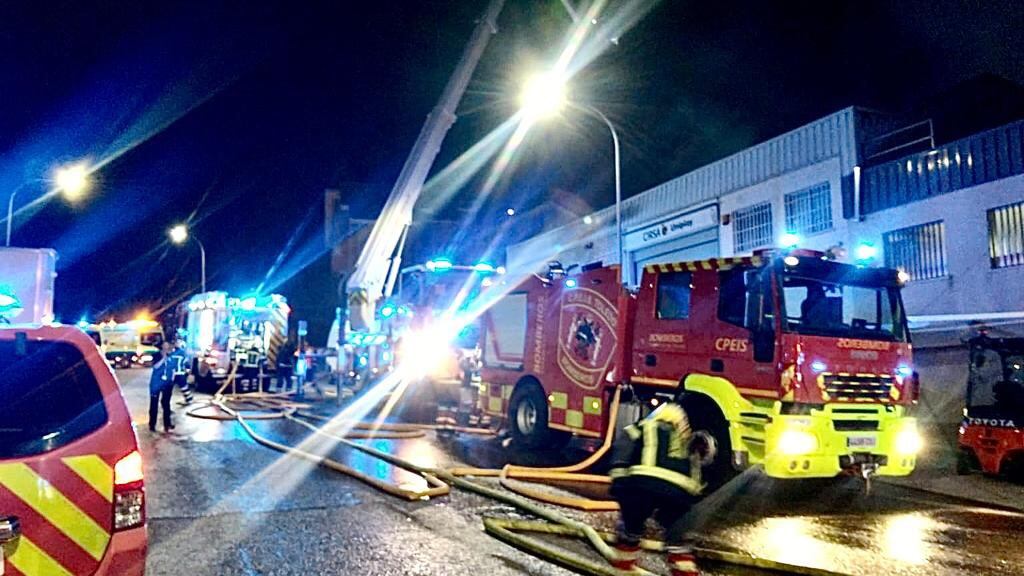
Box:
left=2, top=0, right=1021, bottom=332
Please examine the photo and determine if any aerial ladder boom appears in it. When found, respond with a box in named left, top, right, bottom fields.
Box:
left=345, top=0, right=505, bottom=333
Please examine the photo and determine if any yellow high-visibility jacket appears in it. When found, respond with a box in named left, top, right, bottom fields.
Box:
left=609, top=403, right=703, bottom=495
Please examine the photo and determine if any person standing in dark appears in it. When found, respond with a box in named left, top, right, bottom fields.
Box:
left=148, top=344, right=175, bottom=432
left=167, top=338, right=193, bottom=405
left=275, top=336, right=296, bottom=392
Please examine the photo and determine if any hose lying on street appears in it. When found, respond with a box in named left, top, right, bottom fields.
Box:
left=189, top=378, right=850, bottom=576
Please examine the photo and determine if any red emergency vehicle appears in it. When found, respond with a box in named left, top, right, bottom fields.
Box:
left=479, top=250, right=923, bottom=483
left=1, top=325, right=147, bottom=575
left=957, top=335, right=1024, bottom=478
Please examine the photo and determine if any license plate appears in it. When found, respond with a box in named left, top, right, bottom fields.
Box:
left=847, top=435, right=877, bottom=449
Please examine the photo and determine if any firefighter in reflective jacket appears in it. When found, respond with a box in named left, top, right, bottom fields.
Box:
left=609, top=399, right=715, bottom=576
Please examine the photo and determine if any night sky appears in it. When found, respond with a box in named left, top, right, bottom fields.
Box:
left=2, top=0, right=1021, bottom=338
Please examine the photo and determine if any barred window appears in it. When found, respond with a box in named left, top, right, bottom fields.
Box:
left=883, top=221, right=948, bottom=281
left=784, top=182, right=833, bottom=236
left=988, top=201, right=1024, bottom=269
left=733, top=202, right=773, bottom=253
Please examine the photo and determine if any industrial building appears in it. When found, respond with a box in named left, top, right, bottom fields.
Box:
left=507, top=100, right=1024, bottom=428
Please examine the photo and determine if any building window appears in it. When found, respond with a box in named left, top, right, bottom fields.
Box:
left=656, top=272, right=692, bottom=319
left=733, top=202, right=773, bottom=253
left=988, top=201, right=1024, bottom=269
left=883, top=221, right=948, bottom=281
left=784, top=182, right=833, bottom=236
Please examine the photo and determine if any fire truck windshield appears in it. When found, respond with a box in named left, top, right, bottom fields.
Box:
left=779, top=265, right=907, bottom=342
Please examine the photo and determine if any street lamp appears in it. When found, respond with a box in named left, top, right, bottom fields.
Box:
left=6, top=161, right=93, bottom=247
left=519, top=72, right=623, bottom=282
left=168, top=224, right=206, bottom=293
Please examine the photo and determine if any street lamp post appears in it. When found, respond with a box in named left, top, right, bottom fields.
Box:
left=6, top=162, right=91, bottom=247
left=169, top=224, right=206, bottom=293
left=578, top=105, right=622, bottom=282
left=519, top=72, right=624, bottom=280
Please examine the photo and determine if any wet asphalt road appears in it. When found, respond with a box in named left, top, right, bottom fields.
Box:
left=118, top=369, right=1024, bottom=576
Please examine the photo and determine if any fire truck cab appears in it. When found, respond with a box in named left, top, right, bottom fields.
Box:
left=479, top=250, right=922, bottom=482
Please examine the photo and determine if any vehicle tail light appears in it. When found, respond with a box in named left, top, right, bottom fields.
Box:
left=113, top=450, right=145, bottom=531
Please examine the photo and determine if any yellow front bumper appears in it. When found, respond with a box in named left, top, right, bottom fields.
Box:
left=759, top=406, right=919, bottom=479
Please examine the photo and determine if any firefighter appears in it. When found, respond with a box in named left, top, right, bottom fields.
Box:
left=274, top=335, right=297, bottom=392
left=148, top=346, right=175, bottom=432
left=167, top=339, right=193, bottom=405
left=609, top=397, right=715, bottom=576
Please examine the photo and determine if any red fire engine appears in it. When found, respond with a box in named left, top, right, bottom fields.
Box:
left=479, top=250, right=923, bottom=483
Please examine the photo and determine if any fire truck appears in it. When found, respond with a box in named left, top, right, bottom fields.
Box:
left=479, top=249, right=923, bottom=484
left=957, top=335, right=1024, bottom=478
left=180, top=292, right=290, bottom=390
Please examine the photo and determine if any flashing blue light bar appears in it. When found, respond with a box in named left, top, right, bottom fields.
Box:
left=379, top=304, right=396, bottom=319
left=810, top=360, right=828, bottom=373
left=240, top=297, right=257, bottom=311
left=855, top=242, right=878, bottom=261
left=896, top=365, right=913, bottom=377
left=780, top=232, right=800, bottom=248
left=426, top=258, right=453, bottom=272
left=473, top=262, right=495, bottom=273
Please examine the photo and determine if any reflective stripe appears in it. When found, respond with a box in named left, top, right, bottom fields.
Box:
left=565, top=410, right=584, bottom=428
left=7, top=535, right=74, bottom=576
left=641, top=421, right=658, bottom=466
left=624, top=424, right=641, bottom=440
left=549, top=392, right=568, bottom=409
left=62, top=455, right=114, bottom=503
left=488, top=396, right=503, bottom=413
left=0, top=463, right=110, bottom=560
left=620, top=464, right=703, bottom=495
left=583, top=395, right=602, bottom=415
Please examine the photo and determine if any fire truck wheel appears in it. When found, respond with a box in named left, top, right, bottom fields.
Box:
left=508, top=382, right=568, bottom=450
left=681, top=395, right=734, bottom=489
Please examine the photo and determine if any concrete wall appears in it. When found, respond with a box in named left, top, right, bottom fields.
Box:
left=719, top=157, right=848, bottom=255
left=848, top=173, right=1024, bottom=317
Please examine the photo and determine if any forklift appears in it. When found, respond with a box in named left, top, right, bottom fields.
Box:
left=957, top=335, right=1024, bottom=479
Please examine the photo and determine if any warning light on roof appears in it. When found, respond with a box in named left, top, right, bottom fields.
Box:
left=473, top=262, right=495, bottom=273
left=426, top=258, right=453, bottom=272
left=380, top=304, right=396, bottom=319
left=855, top=242, right=878, bottom=261
left=564, top=278, right=578, bottom=288
left=780, top=232, right=800, bottom=248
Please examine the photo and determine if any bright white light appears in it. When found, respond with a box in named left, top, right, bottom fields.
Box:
left=54, top=163, right=90, bottom=200
left=897, top=270, right=911, bottom=284
left=784, top=256, right=799, bottom=267
left=473, top=262, right=495, bottom=273
left=564, top=278, right=577, bottom=288
left=506, top=207, right=516, bottom=216
left=780, top=232, right=800, bottom=248
left=855, top=242, right=877, bottom=260
left=895, top=426, right=923, bottom=455
left=583, top=215, right=594, bottom=225
left=0, top=294, right=18, bottom=308
left=397, top=324, right=456, bottom=378
left=896, top=364, right=913, bottom=378
left=810, top=360, right=827, bottom=373
left=168, top=224, right=189, bottom=245
left=519, top=71, right=567, bottom=119
left=778, top=429, right=818, bottom=455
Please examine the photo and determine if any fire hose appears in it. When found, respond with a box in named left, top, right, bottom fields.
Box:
left=186, top=381, right=850, bottom=576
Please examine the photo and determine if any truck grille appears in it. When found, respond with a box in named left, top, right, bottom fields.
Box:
left=822, top=373, right=894, bottom=402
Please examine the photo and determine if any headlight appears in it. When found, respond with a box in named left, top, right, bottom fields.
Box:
left=895, top=426, right=923, bottom=455
left=778, top=429, right=818, bottom=455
